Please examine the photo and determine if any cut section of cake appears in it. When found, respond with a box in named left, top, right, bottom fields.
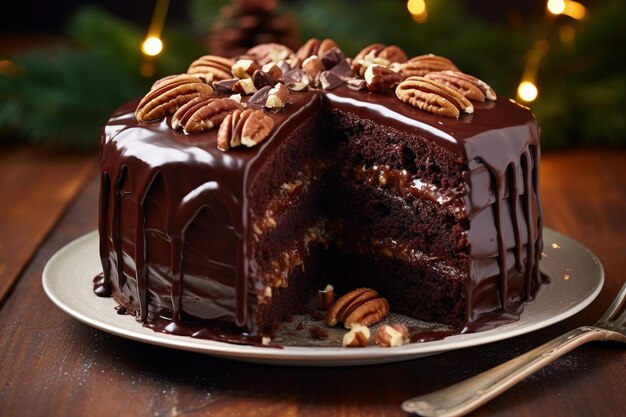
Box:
left=96, top=40, right=545, bottom=344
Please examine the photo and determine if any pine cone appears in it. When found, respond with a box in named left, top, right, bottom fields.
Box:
left=209, top=0, right=298, bottom=58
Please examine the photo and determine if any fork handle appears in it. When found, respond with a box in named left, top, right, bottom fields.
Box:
left=402, top=326, right=611, bottom=417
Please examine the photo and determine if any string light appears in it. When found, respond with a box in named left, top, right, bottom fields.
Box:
left=518, top=1, right=587, bottom=102
left=407, top=0, right=428, bottom=23
left=548, top=0, right=587, bottom=20
left=140, top=0, right=170, bottom=76
left=142, top=37, right=163, bottom=56
left=517, top=81, right=538, bottom=102
left=547, top=0, right=566, bottom=15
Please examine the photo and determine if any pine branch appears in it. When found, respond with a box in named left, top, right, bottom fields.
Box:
left=0, top=7, right=202, bottom=149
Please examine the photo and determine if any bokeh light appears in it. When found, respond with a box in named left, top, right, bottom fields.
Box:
left=141, top=37, right=163, bottom=56
left=518, top=81, right=539, bottom=102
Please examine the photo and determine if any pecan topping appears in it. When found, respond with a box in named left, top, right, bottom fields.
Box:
left=183, top=97, right=244, bottom=133
left=241, top=109, right=274, bottom=147
left=375, top=324, right=409, bottom=347
left=342, top=324, right=370, bottom=348
left=396, top=76, right=474, bottom=117
left=296, top=38, right=339, bottom=62
left=187, top=55, right=234, bottom=83
left=217, top=108, right=274, bottom=151
left=364, top=64, right=402, bottom=92
left=231, top=59, right=261, bottom=79
left=301, top=55, right=324, bottom=85
left=170, top=96, right=213, bottom=130
left=136, top=75, right=213, bottom=123
left=265, top=83, right=289, bottom=109
left=398, top=54, right=460, bottom=78
left=150, top=74, right=199, bottom=91
left=353, top=43, right=408, bottom=76
left=318, top=284, right=335, bottom=310
left=232, top=78, right=258, bottom=95
left=424, top=70, right=497, bottom=101
left=261, top=62, right=284, bottom=80
left=245, top=43, right=298, bottom=67
left=325, top=288, right=390, bottom=329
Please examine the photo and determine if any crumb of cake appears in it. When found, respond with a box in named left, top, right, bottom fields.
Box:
left=261, top=336, right=271, bottom=345
left=296, top=321, right=305, bottom=331
left=309, top=325, right=328, bottom=340
left=309, top=310, right=325, bottom=321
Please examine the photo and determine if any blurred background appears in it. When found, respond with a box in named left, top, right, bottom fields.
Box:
left=0, top=0, right=624, bottom=150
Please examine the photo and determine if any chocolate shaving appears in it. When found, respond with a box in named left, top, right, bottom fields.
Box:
left=212, top=79, right=238, bottom=94
left=320, top=70, right=343, bottom=90
left=282, top=69, right=310, bottom=91
left=252, top=69, right=276, bottom=89
left=247, top=85, right=273, bottom=108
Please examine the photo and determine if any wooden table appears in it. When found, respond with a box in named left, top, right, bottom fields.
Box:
left=0, top=145, right=624, bottom=417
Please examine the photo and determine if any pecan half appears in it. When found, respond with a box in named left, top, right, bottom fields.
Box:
left=344, top=298, right=390, bottom=329
left=187, top=55, right=234, bottom=83
left=150, top=74, right=199, bottom=91
left=342, top=324, right=370, bottom=348
left=183, top=97, right=244, bottom=133
left=352, top=43, right=408, bottom=76
left=136, top=75, right=213, bottom=123
left=398, top=54, right=459, bottom=78
left=364, top=64, right=402, bottom=92
left=425, top=70, right=497, bottom=101
left=296, top=38, right=339, bottom=62
left=246, top=43, right=298, bottom=67
left=241, top=109, right=275, bottom=147
left=325, top=288, right=389, bottom=329
left=171, top=96, right=213, bottom=130
left=396, top=76, right=474, bottom=117
left=217, top=107, right=275, bottom=150
left=375, top=324, right=409, bottom=347
left=217, top=108, right=247, bottom=150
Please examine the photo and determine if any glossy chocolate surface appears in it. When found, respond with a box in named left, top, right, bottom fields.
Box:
left=98, top=82, right=543, bottom=341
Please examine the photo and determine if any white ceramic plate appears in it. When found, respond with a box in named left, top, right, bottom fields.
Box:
left=43, top=228, right=603, bottom=366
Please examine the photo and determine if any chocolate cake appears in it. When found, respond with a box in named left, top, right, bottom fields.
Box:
left=96, top=40, right=545, bottom=344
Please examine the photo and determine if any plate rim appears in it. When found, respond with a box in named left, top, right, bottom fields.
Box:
left=42, top=228, right=604, bottom=365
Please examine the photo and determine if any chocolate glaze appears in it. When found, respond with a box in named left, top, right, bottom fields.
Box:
left=97, top=83, right=544, bottom=342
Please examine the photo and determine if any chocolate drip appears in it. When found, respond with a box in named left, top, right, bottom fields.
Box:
left=469, top=143, right=541, bottom=317
left=112, top=171, right=124, bottom=290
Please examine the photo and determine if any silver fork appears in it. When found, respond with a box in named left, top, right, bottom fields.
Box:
left=402, top=281, right=626, bottom=417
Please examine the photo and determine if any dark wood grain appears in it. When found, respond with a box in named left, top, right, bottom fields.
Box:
left=0, top=146, right=96, bottom=304
left=0, top=148, right=624, bottom=417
